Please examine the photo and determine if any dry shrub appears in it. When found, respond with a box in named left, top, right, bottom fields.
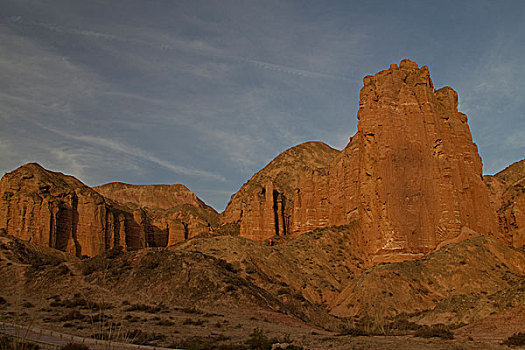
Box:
left=502, top=332, right=525, bottom=347
left=414, top=324, right=454, bottom=339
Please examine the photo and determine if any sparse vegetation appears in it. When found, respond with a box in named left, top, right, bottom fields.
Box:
left=414, top=324, right=454, bottom=339
left=0, top=335, right=39, bottom=350
left=126, top=329, right=166, bottom=345
left=183, top=318, right=206, bottom=326
left=58, top=310, right=87, bottom=321
left=502, top=332, right=525, bottom=347
left=244, top=328, right=303, bottom=350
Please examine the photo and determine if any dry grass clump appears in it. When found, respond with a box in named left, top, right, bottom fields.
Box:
left=124, top=302, right=168, bottom=313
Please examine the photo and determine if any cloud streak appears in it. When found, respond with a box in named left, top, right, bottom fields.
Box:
left=35, top=124, right=226, bottom=182
left=6, top=15, right=354, bottom=83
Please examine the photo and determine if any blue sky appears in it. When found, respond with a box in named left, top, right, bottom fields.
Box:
left=1, top=0, right=524, bottom=210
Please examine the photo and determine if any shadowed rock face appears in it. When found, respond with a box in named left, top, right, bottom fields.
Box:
left=223, top=59, right=500, bottom=262
left=95, top=182, right=218, bottom=246
left=485, top=159, right=525, bottom=248
left=0, top=164, right=218, bottom=256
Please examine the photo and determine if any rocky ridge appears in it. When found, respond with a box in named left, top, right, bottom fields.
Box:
left=0, top=163, right=218, bottom=256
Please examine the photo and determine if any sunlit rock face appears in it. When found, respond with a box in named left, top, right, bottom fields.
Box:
left=485, top=159, right=525, bottom=249
left=221, top=141, right=340, bottom=241
left=0, top=163, right=137, bottom=257
left=0, top=164, right=218, bottom=256
left=223, top=59, right=500, bottom=263
left=345, top=59, right=498, bottom=261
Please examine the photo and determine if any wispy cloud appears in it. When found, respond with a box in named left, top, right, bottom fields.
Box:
left=36, top=124, right=226, bottom=182
left=6, top=15, right=354, bottom=83
left=229, top=55, right=354, bottom=81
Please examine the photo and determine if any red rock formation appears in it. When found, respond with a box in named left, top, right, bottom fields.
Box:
left=94, top=182, right=218, bottom=246
left=94, top=182, right=211, bottom=211
left=0, top=163, right=147, bottom=256
left=221, top=141, right=340, bottom=241
left=223, top=59, right=500, bottom=262
left=344, top=59, right=498, bottom=261
left=485, top=159, right=525, bottom=248
left=0, top=164, right=219, bottom=256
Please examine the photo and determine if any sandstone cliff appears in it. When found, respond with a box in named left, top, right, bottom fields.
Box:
left=223, top=59, right=500, bottom=262
left=0, top=164, right=219, bottom=256
left=0, top=163, right=146, bottom=256
left=95, top=182, right=218, bottom=246
left=485, top=159, right=525, bottom=248
left=94, top=182, right=211, bottom=211
left=221, top=141, right=340, bottom=240
left=345, top=59, right=498, bottom=261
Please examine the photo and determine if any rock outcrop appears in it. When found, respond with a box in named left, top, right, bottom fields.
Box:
left=0, top=163, right=143, bottom=256
left=94, top=182, right=211, bottom=211
left=340, top=59, right=498, bottom=261
left=0, top=163, right=219, bottom=256
left=95, top=182, right=218, bottom=246
left=485, top=159, right=525, bottom=248
left=221, top=141, right=340, bottom=241
left=223, top=59, right=500, bottom=262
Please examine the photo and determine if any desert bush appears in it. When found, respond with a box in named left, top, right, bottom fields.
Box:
left=80, top=256, right=107, bottom=276
left=156, top=319, right=174, bottom=326
left=60, top=344, right=89, bottom=350
left=414, top=324, right=454, bottom=339
left=389, top=318, right=422, bottom=332
left=58, top=310, right=86, bottom=321
left=244, top=265, right=257, bottom=274
left=125, top=303, right=162, bottom=313
left=502, top=332, right=525, bottom=347
left=80, top=248, right=126, bottom=275
left=174, top=306, right=204, bottom=314
left=217, top=259, right=237, bottom=273
left=0, top=297, right=7, bottom=305
left=53, top=264, right=71, bottom=276
left=339, top=327, right=369, bottom=336
left=244, top=328, right=303, bottom=350
left=126, top=329, right=166, bottom=345
left=90, top=313, right=112, bottom=323
left=183, top=318, right=206, bottom=326
left=216, top=222, right=241, bottom=236
left=245, top=328, right=272, bottom=350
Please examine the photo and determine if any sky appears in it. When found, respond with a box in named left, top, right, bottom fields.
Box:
left=1, top=0, right=524, bottom=211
